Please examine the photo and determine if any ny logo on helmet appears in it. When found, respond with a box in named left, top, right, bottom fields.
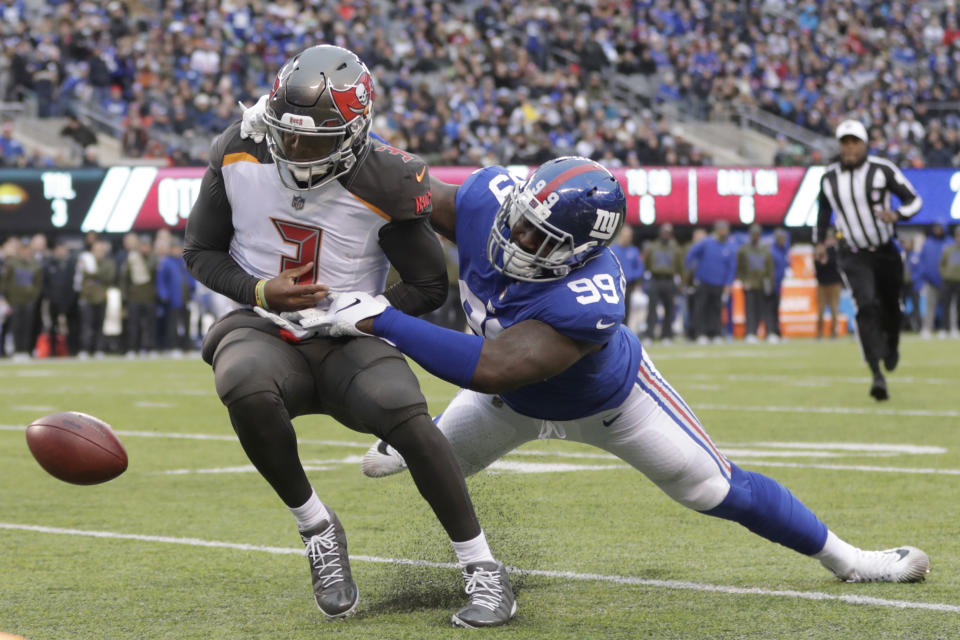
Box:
left=590, top=209, right=620, bottom=240
left=331, top=72, right=374, bottom=123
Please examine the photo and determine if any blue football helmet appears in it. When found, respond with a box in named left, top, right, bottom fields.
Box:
left=487, top=157, right=627, bottom=281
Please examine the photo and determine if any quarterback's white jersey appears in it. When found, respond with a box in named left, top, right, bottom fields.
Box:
left=183, top=123, right=435, bottom=310
left=222, top=153, right=392, bottom=300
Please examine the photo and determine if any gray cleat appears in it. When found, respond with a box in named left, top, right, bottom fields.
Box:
left=451, top=561, right=517, bottom=628
left=300, top=510, right=359, bottom=618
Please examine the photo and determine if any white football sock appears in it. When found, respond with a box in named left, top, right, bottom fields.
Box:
left=289, top=490, right=331, bottom=533
left=813, top=529, right=860, bottom=576
left=451, top=530, right=495, bottom=567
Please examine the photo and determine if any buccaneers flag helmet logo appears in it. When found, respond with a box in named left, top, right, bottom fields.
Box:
left=331, top=72, right=373, bottom=122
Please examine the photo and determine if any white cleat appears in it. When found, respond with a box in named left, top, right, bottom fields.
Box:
left=361, top=440, right=408, bottom=478
left=825, top=546, right=930, bottom=583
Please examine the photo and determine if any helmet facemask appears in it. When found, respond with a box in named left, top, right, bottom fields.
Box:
left=487, top=185, right=576, bottom=282
left=264, top=110, right=367, bottom=191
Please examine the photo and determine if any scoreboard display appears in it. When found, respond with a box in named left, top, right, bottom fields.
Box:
left=0, top=165, right=956, bottom=234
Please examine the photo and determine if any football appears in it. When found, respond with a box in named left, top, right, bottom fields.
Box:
left=25, top=412, right=128, bottom=485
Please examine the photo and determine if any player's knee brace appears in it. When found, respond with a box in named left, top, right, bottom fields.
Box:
left=225, top=390, right=295, bottom=449
left=703, top=463, right=827, bottom=555
left=342, top=348, right=428, bottom=435
left=211, top=328, right=284, bottom=405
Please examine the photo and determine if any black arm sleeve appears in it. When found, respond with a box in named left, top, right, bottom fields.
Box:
left=378, top=217, right=448, bottom=316
left=815, top=179, right=832, bottom=244
left=183, top=166, right=259, bottom=306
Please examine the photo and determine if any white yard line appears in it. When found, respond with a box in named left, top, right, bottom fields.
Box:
left=5, top=425, right=956, bottom=475
left=671, top=373, right=957, bottom=386
left=697, top=404, right=960, bottom=418
left=744, top=461, right=960, bottom=475
left=0, top=522, right=955, bottom=614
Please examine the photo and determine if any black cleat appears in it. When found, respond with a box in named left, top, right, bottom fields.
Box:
left=451, top=561, right=517, bottom=628
left=300, top=510, right=358, bottom=618
left=883, top=349, right=899, bottom=372
left=869, top=374, right=889, bottom=401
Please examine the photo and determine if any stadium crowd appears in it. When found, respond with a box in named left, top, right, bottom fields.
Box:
left=2, top=1, right=960, bottom=169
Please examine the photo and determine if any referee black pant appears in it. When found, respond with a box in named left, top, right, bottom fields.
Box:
left=838, top=242, right=902, bottom=369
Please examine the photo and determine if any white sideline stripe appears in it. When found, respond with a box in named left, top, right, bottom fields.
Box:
left=160, top=457, right=366, bottom=475
left=740, top=442, right=947, bottom=454
left=6, top=425, right=956, bottom=476
left=744, top=461, right=960, bottom=475
left=0, top=387, right=209, bottom=396
left=0, top=522, right=955, bottom=614
left=672, top=373, right=956, bottom=386
left=4, top=426, right=946, bottom=456
left=0, top=425, right=374, bottom=448
left=698, top=404, right=960, bottom=418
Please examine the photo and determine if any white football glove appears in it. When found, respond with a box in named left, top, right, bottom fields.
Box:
left=303, top=292, right=389, bottom=338
left=252, top=306, right=322, bottom=340
left=239, top=94, right=269, bottom=143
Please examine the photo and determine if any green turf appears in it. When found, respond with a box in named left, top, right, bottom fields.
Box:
left=1, top=336, right=958, bottom=639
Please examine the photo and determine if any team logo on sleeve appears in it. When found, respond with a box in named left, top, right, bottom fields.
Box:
left=589, top=208, right=620, bottom=240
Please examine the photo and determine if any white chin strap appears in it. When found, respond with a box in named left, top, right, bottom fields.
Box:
left=291, top=166, right=313, bottom=182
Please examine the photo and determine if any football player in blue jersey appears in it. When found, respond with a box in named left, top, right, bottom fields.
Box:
left=299, top=157, right=929, bottom=590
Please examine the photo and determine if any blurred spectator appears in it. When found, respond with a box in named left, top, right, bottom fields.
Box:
left=120, top=234, right=157, bottom=357
left=642, top=223, right=683, bottom=342
left=1, top=239, right=42, bottom=359
left=685, top=221, right=735, bottom=344
left=0, top=122, right=25, bottom=167
left=815, top=230, right=843, bottom=339
left=767, top=228, right=790, bottom=343
left=737, top=224, right=774, bottom=343
left=939, top=226, right=960, bottom=338
left=609, top=224, right=643, bottom=330
left=901, top=234, right=922, bottom=332
left=29, top=233, right=50, bottom=352
left=0, top=236, right=17, bottom=356
left=917, top=221, right=950, bottom=338
left=60, top=113, right=98, bottom=149
left=77, top=239, right=114, bottom=358
left=44, top=241, right=79, bottom=356
left=156, top=240, right=195, bottom=355
left=122, top=113, right=150, bottom=157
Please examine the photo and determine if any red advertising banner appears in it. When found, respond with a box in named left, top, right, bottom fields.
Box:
left=431, top=166, right=816, bottom=226
left=0, top=165, right=953, bottom=234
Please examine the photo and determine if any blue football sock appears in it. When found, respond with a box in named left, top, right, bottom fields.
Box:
left=703, top=463, right=828, bottom=555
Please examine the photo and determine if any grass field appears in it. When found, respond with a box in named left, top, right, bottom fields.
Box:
left=1, top=336, right=958, bottom=640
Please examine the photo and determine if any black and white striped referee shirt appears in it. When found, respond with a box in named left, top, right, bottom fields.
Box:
left=815, top=156, right=922, bottom=249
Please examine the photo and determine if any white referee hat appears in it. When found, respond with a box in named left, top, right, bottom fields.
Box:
left=836, top=119, right=868, bottom=142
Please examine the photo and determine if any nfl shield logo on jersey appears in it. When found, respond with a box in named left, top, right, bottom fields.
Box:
left=291, top=195, right=305, bottom=210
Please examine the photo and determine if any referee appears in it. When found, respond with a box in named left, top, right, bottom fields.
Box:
left=814, top=119, right=922, bottom=401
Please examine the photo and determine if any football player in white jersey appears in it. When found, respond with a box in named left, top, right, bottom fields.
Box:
left=183, top=45, right=515, bottom=628
left=302, top=157, right=929, bottom=606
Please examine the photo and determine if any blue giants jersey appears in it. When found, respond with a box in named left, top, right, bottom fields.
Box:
left=455, top=166, right=643, bottom=420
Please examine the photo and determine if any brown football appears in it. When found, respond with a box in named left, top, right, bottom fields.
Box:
left=26, top=412, right=128, bottom=485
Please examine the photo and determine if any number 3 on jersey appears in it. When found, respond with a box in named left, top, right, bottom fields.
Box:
left=566, top=273, right=622, bottom=305
left=272, top=219, right=322, bottom=284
